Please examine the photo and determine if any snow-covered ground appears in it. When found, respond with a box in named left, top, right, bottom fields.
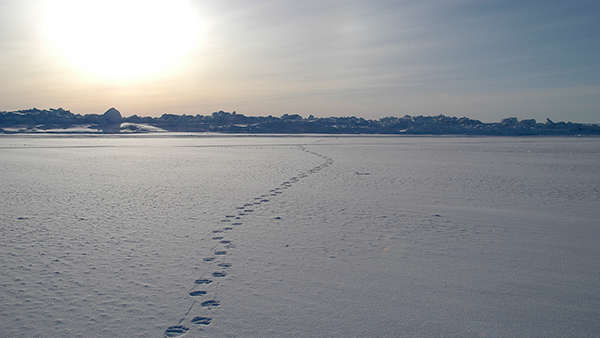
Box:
left=1, top=135, right=598, bottom=337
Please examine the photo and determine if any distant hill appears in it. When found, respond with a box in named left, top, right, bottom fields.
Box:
left=1, top=108, right=599, bottom=135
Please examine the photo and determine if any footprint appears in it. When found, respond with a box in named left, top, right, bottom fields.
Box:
left=194, top=279, right=213, bottom=285
left=201, top=300, right=220, bottom=308
left=191, top=317, right=212, bottom=325
left=167, top=147, right=332, bottom=336
left=189, top=290, right=207, bottom=296
left=164, top=325, right=189, bottom=337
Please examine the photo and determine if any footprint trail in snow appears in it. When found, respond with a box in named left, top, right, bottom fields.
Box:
left=163, top=145, right=334, bottom=337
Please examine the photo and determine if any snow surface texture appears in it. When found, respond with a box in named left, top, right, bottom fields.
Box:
left=0, top=135, right=599, bottom=337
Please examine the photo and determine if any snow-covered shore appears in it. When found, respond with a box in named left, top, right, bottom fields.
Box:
left=2, top=108, right=599, bottom=135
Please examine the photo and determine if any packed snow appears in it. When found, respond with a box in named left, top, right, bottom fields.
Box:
left=1, top=135, right=598, bottom=337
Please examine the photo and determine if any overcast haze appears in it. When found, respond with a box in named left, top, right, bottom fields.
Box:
left=1, top=0, right=599, bottom=122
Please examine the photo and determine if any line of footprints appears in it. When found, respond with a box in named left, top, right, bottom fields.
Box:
left=164, top=146, right=334, bottom=337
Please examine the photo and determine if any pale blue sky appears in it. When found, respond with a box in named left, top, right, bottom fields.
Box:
left=1, top=0, right=599, bottom=122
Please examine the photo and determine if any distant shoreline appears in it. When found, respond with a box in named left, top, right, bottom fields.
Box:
left=2, top=108, right=599, bottom=136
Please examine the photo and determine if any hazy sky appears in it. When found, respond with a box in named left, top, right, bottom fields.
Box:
left=1, top=0, right=599, bottom=122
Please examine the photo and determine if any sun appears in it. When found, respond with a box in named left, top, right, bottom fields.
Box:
left=44, top=0, right=201, bottom=81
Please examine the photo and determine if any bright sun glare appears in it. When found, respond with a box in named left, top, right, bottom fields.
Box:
left=44, top=0, right=201, bottom=81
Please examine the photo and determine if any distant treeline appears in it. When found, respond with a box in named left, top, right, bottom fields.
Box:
left=1, top=107, right=599, bottom=135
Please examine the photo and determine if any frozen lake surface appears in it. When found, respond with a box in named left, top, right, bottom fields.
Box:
left=1, top=135, right=599, bottom=337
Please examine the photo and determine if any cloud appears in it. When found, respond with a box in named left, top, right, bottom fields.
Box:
left=1, top=0, right=599, bottom=121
